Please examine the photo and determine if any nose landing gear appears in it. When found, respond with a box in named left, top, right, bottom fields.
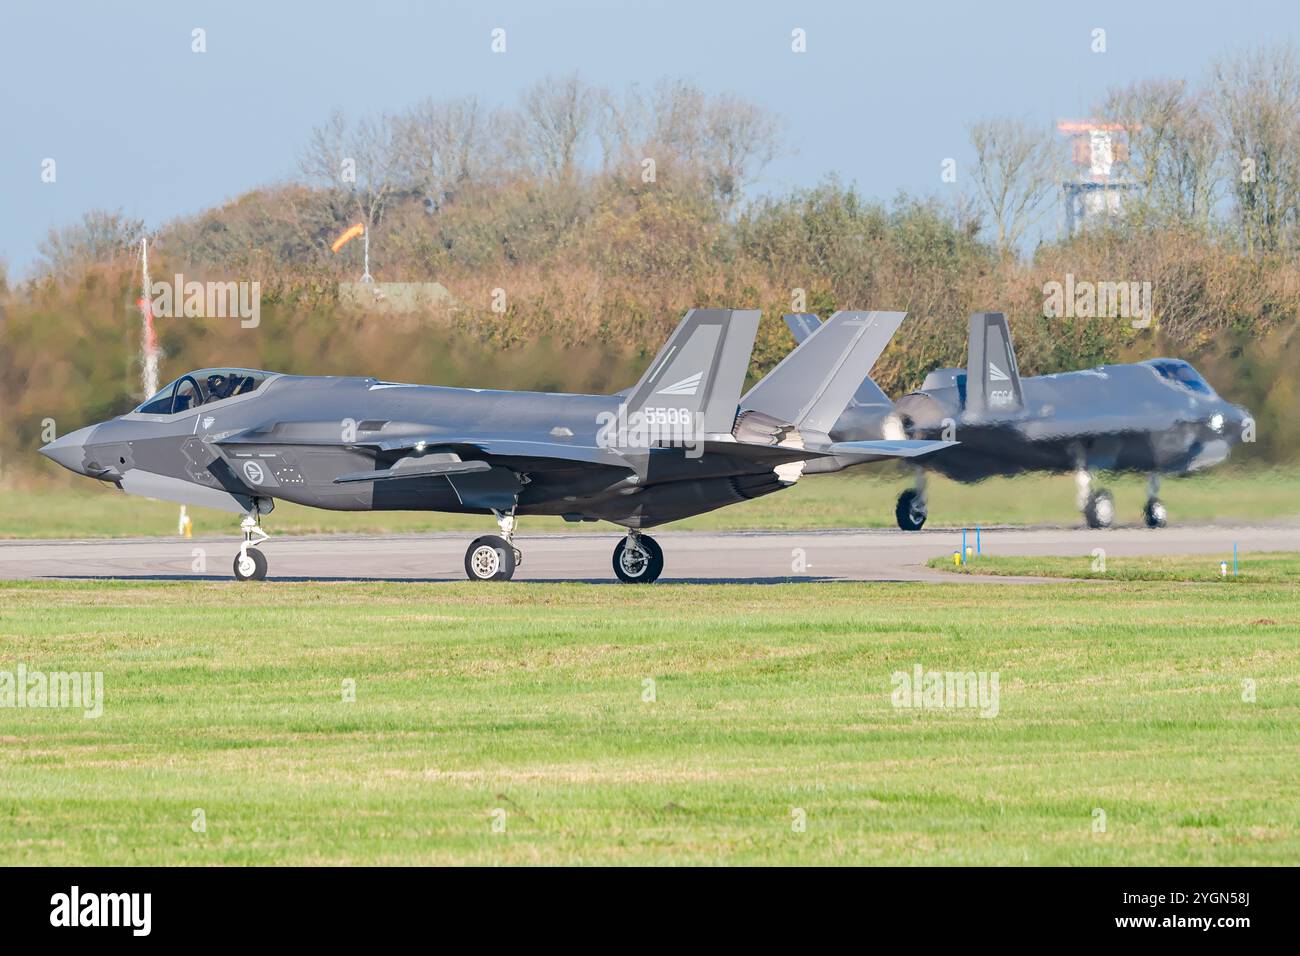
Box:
left=1143, top=474, right=1167, bottom=529
left=232, top=512, right=270, bottom=581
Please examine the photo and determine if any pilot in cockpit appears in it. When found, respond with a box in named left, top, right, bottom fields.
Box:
left=206, top=374, right=234, bottom=403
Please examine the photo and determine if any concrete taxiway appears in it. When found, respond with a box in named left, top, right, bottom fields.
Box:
left=0, top=523, right=1291, bottom=583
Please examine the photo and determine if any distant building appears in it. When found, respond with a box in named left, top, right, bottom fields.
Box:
left=1057, top=121, right=1138, bottom=237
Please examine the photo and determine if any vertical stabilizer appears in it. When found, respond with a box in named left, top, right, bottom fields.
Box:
left=743, top=310, right=904, bottom=436
left=964, top=312, right=1023, bottom=415
left=624, top=309, right=761, bottom=435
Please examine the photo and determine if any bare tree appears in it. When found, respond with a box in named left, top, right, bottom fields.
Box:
left=702, top=93, right=780, bottom=217
left=968, top=117, right=1057, bottom=254
left=514, top=73, right=598, bottom=183
left=649, top=78, right=709, bottom=165
left=1164, top=96, right=1220, bottom=229
left=1099, top=78, right=1219, bottom=229
left=299, top=109, right=405, bottom=233
left=35, top=209, right=145, bottom=280
left=596, top=79, right=707, bottom=179
left=597, top=78, right=779, bottom=215
left=1211, top=44, right=1300, bottom=253
left=595, top=84, right=643, bottom=171
left=397, top=96, right=489, bottom=211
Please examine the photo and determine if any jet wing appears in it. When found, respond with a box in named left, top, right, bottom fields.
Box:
left=685, top=438, right=824, bottom=465
left=823, top=439, right=955, bottom=462
left=687, top=437, right=956, bottom=465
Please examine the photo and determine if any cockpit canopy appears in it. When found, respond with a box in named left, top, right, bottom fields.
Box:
left=136, top=369, right=271, bottom=415
left=1143, top=359, right=1216, bottom=396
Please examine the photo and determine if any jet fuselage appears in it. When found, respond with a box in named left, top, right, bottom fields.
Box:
left=831, top=359, right=1249, bottom=482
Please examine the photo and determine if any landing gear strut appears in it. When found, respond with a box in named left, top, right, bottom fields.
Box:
left=233, top=512, right=270, bottom=581
left=1143, top=474, right=1167, bottom=529
left=464, top=508, right=520, bottom=582
left=613, top=531, right=664, bottom=583
left=1076, top=469, right=1114, bottom=529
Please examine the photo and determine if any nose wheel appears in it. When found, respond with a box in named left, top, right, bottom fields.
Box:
left=232, top=512, right=270, bottom=581
left=233, top=547, right=268, bottom=581
left=1142, top=474, right=1166, bottom=529
left=613, top=532, right=663, bottom=583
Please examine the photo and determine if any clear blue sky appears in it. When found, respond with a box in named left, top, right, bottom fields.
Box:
left=1, top=0, right=1296, bottom=276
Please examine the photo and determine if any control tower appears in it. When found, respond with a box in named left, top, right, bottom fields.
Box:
left=1057, top=120, right=1137, bottom=237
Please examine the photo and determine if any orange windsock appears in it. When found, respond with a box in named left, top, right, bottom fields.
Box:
left=331, top=223, right=365, bottom=253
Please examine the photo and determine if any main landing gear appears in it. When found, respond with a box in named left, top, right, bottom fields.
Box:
left=1075, top=469, right=1114, bottom=529
left=1075, top=469, right=1167, bottom=529
left=613, top=531, right=664, bottom=583
left=461, top=509, right=664, bottom=584
left=895, top=470, right=928, bottom=531
left=895, top=489, right=927, bottom=531
left=464, top=509, right=522, bottom=582
left=232, top=512, right=270, bottom=581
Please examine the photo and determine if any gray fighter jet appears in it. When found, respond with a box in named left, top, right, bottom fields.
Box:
left=40, top=308, right=950, bottom=582
left=780, top=311, right=1251, bottom=530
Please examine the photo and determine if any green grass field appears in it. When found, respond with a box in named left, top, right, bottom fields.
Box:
left=3, top=466, right=1299, bottom=538
left=931, top=550, right=1300, bottom=583
left=1, top=575, right=1295, bottom=865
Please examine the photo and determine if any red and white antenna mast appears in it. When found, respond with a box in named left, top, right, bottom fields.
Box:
left=137, top=237, right=159, bottom=397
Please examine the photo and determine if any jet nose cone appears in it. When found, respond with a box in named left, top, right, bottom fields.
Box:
left=39, top=426, right=94, bottom=475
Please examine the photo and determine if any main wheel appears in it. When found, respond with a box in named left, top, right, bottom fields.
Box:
left=233, top=547, right=268, bottom=581
left=613, top=535, right=664, bottom=583
left=464, top=535, right=516, bottom=581
left=1143, top=498, right=1167, bottom=529
left=1084, top=489, right=1115, bottom=529
left=895, top=489, right=927, bottom=531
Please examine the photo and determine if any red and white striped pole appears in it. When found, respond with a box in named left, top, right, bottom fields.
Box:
left=137, top=237, right=159, bottom=398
